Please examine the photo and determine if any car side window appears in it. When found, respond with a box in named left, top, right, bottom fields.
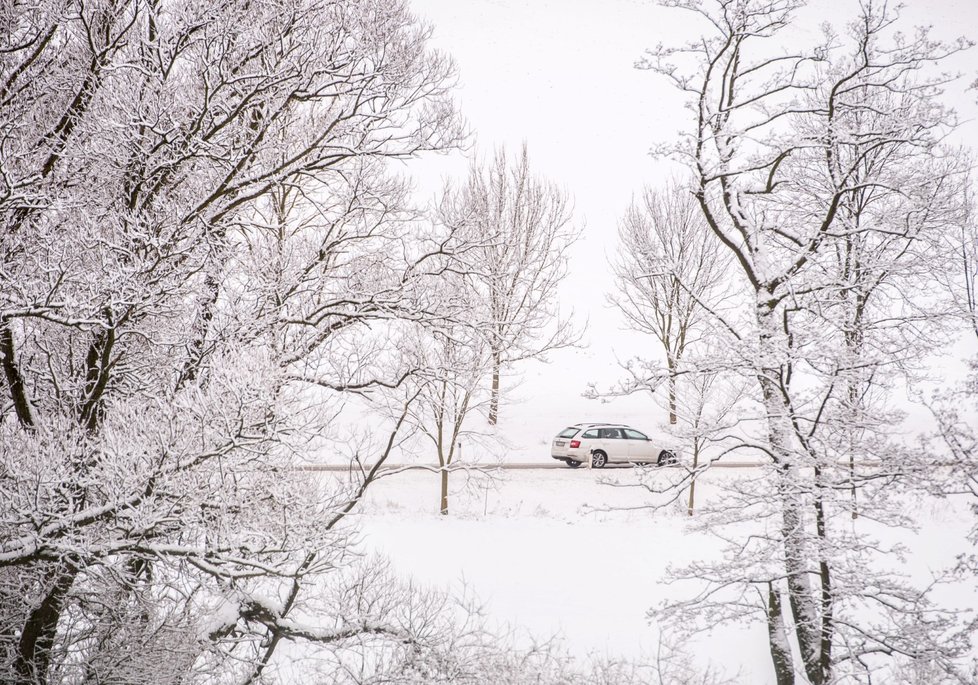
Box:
left=582, top=429, right=599, bottom=438
left=599, top=428, right=622, bottom=439
left=623, top=429, right=648, bottom=440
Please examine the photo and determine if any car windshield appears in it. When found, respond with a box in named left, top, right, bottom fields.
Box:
left=557, top=427, right=579, bottom=439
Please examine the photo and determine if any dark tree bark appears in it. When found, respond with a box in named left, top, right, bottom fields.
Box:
left=14, top=563, right=78, bottom=685
left=766, top=582, right=795, bottom=685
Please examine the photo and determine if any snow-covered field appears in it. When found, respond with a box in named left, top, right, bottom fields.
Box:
left=339, top=467, right=974, bottom=683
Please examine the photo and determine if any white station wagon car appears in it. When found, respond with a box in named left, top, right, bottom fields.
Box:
left=550, top=423, right=678, bottom=468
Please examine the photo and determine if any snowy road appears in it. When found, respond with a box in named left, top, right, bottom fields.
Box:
left=299, top=460, right=764, bottom=471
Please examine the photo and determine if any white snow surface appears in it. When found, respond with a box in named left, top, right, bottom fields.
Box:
left=346, top=467, right=974, bottom=683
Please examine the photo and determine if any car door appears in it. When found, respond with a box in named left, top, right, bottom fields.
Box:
left=597, top=427, right=626, bottom=462
left=578, top=428, right=600, bottom=458
left=623, top=428, right=655, bottom=462
left=589, top=427, right=609, bottom=457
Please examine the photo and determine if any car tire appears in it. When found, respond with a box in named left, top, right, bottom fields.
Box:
left=591, top=451, right=608, bottom=468
left=566, top=459, right=581, bottom=468
left=657, top=450, right=678, bottom=466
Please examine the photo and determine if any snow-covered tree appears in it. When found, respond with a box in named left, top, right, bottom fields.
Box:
left=928, top=184, right=978, bottom=668
left=953, top=189, right=978, bottom=341
left=405, top=313, right=493, bottom=516
left=0, top=0, right=467, bottom=681
left=641, top=0, right=972, bottom=682
left=610, top=180, right=731, bottom=424
left=438, top=145, right=579, bottom=425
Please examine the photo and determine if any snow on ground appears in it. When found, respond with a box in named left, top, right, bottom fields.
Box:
left=349, top=468, right=772, bottom=682
left=339, top=466, right=976, bottom=683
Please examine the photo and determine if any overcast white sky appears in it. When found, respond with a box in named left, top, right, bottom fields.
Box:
left=406, top=0, right=978, bottom=451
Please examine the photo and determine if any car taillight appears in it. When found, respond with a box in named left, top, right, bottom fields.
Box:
left=570, top=440, right=580, bottom=448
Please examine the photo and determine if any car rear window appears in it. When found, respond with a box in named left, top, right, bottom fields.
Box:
left=557, top=427, right=579, bottom=438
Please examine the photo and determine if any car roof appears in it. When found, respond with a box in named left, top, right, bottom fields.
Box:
left=568, top=422, right=633, bottom=428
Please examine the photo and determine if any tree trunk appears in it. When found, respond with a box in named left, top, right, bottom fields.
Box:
left=687, top=443, right=699, bottom=516
left=0, top=320, right=35, bottom=427
left=15, top=563, right=78, bottom=685
left=757, top=302, right=826, bottom=685
left=667, top=354, right=677, bottom=424
left=440, top=467, right=449, bottom=516
left=849, top=446, right=857, bottom=520
left=843, top=310, right=864, bottom=520
left=844, top=332, right=861, bottom=521
left=813, top=465, right=834, bottom=684
left=488, top=351, right=501, bottom=426
left=766, top=382, right=820, bottom=684
left=766, top=582, right=795, bottom=685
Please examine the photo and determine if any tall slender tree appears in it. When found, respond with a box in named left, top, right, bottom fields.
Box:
left=610, top=180, right=729, bottom=424
left=439, top=145, right=579, bottom=425
left=642, top=1, right=971, bottom=682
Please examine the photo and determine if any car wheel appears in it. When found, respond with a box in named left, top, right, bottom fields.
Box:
left=566, top=459, right=581, bottom=468
left=591, top=451, right=608, bottom=468
left=657, top=450, right=678, bottom=466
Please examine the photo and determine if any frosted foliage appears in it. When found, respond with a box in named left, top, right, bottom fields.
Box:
left=0, top=0, right=478, bottom=682
left=638, top=1, right=975, bottom=683
left=437, top=145, right=579, bottom=424
left=605, top=179, right=735, bottom=425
